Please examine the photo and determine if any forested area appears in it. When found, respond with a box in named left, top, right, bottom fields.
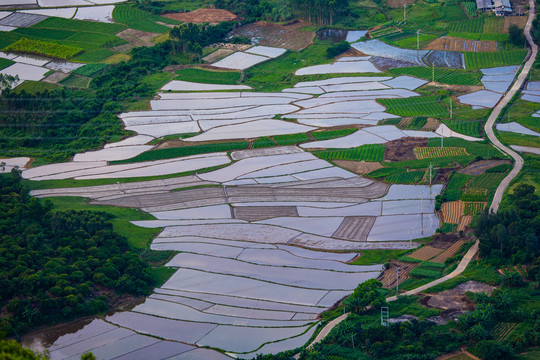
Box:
left=0, top=171, right=153, bottom=337
left=475, top=184, right=540, bottom=266
left=288, top=0, right=349, bottom=25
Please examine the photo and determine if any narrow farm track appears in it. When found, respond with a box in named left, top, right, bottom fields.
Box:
left=309, top=0, right=537, bottom=348
left=486, top=0, right=537, bottom=212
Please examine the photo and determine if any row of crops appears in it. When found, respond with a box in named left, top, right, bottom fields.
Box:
left=378, top=96, right=448, bottom=117
left=448, top=17, right=505, bottom=34
left=113, top=4, right=180, bottom=34
left=414, top=147, right=468, bottom=160
left=464, top=49, right=527, bottom=69
left=443, top=119, right=483, bottom=138
left=5, top=38, right=82, bottom=60
left=389, top=66, right=482, bottom=86
left=314, top=144, right=385, bottom=162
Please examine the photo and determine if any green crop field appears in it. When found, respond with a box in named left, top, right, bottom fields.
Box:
left=389, top=66, right=482, bottom=86
left=415, top=147, right=468, bottom=159
left=448, top=18, right=484, bottom=33
left=427, top=137, right=503, bottom=159
left=72, top=49, right=116, bottom=63
left=442, top=119, right=483, bottom=137
left=32, top=17, right=126, bottom=35
left=72, top=63, right=110, bottom=77
left=447, top=32, right=509, bottom=41
left=313, top=144, right=385, bottom=162
left=378, top=96, right=448, bottom=117
left=311, top=128, right=357, bottom=141
left=176, top=68, right=241, bottom=85
left=410, top=267, right=442, bottom=278
left=484, top=17, right=505, bottom=33
left=460, top=187, right=487, bottom=201
left=112, top=142, right=250, bottom=164
left=252, top=137, right=277, bottom=148
left=13, top=28, right=74, bottom=41
left=385, top=170, right=425, bottom=184
left=463, top=202, right=486, bottom=215
left=5, top=38, right=82, bottom=59
left=463, top=2, right=478, bottom=17
left=113, top=4, right=172, bottom=33
left=407, top=117, right=427, bottom=130
left=0, top=57, right=14, bottom=70
left=272, top=133, right=311, bottom=146
left=392, top=34, right=437, bottom=49
left=367, top=167, right=405, bottom=178
left=443, top=4, right=467, bottom=21
left=471, top=172, right=506, bottom=188
left=439, top=223, right=458, bottom=233
left=464, top=50, right=527, bottom=69
left=60, top=74, right=91, bottom=89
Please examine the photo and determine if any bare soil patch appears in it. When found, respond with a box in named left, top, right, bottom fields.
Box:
left=459, top=160, right=510, bottom=175
left=164, top=8, right=239, bottom=24
left=203, top=48, right=235, bottom=64
left=430, top=233, right=461, bottom=249
left=333, top=160, right=383, bottom=174
left=337, top=47, right=367, bottom=58
left=229, top=21, right=315, bottom=50
left=425, top=37, right=497, bottom=52
left=427, top=81, right=484, bottom=94
left=433, top=167, right=457, bottom=184
left=431, top=240, right=464, bottom=263
left=378, top=260, right=418, bottom=289
left=441, top=201, right=464, bottom=224
left=116, top=29, right=160, bottom=48
left=409, top=246, right=444, bottom=261
left=503, top=16, right=528, bottom=32
left=384, top=137, right=428, bottom=161
left=422, top=117, right=441, bottom=131
left=457, top=215, right=473, bottom=232
left=42, top=71, right=69, bottom=84
left=386, top=0, right=416, bottom=8
left=424, top=281, right=495, bottom=310
left=370, top=56, right=416, bottom=71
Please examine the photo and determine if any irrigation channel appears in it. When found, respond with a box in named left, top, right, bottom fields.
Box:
left=309, top=0, right=538, bottom=347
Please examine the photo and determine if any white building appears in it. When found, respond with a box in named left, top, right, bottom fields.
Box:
left=476, top=0, right=512, bottom=15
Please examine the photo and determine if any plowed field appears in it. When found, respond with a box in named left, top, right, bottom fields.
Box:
left=164, top=8, right=239, bottom=24
left=431, top=240, right=464, bottom=263
left=425, top=37, right=497, bottom=52
left=441, top=201, right=464, bottom=224
left=409, top=246, right=444, bottom=261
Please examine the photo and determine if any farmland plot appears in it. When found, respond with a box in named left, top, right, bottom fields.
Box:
left=424, top=37, right=497, bottom=52
left=441, top=201, right=464, bottom=224
left=414, top=147, right=468, bottom=159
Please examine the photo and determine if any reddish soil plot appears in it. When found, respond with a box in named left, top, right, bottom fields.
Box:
left=457, top=215, right=473, bottom=232
left=384, top=137, right=428, bottom=161
left=408, top=246, right=444, bottom=261
left=431, top=240, right=464, bottom=263
left=425, top=37, right=497, bottom=52
left=503, top=16, right=528, bottom=32
left=116, top=29, right=160, bottom=48
left=229, top=21, right=315, bottom=50
left=333, top=160, right=383, bottom=175
left=377, top=261, right=417, bottom=289
left=441, top=201, right=464, bottom=224
left=164, top=8, right=239, bottom=24
left=459, top=160, right=510, bottom=175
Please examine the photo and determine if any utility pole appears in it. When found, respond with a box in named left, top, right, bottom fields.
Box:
left=404, top=4, right=407, bottom=23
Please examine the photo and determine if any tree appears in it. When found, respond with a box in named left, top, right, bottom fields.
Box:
left=343, top=279, right=386, bottom=313
left=509, top=25, right=526, bottom=47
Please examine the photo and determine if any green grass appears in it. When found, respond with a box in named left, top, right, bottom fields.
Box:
left=448, top=18, right=484, bottom=33
left=0, top=57, right=14, bottom=70
left=113, top=4, right=171, bottom=33
left=311, top=128, right=357, bottom=141
left=498, top=131, right=540, bottom=148
left=378, top=96, right=448, bottom=117
left=442, top=119, right=483, bottom=138
left=447, top=32, right=509, bottom=41
left=470, top=172, right=506, bottom=189
left=72, top=63, right=110, bottom=77
left=5, top=38, right=82, bottom=59
left=60, top=74, right=91, bottom=89
left=175, top=68, right=241, bottom=85
left=0, top=32, right=23, bottom=49
left=464, top=50, right=527, bottom=69
left=387, top=296, right=441, bottom=320
left=46, top=197, right=159, bottom=248
left=367, top=167, right=405, bottom=179
left=385, top=171, right=425, bottom=184
left=445, top=172, right=475, bottom=201
left=31, top=17, right=126, bottom=35
left=382, top=156, right=477, bottom=170
left=427, top=137, right=504, bottom=159
left=313, top=144, right=385, bottom=162
left=111, top=142, right=249, bottom=164
left=349, top=249, right=410, bottom=265
left=389, top=66, right=482, bottom=86
left=439, top=223, right=458, bottom=233
left=410, top=267, right=442, bottom=278
left=463, top=2, right=478, bottom=17
left=406, top=117, right=427, bottom=130
left=272, top=133, right=311, bottom=146
left=13, top=81, right=59, bottom=94
left=71, top=48, right=116, bottom=63
left=503, top=154, right=540, bottom=200
left=252, top=137, right=277, bottom=148
left=149, top=266, right=177, bottom=287
left=391, top=34, right=437, bottom=49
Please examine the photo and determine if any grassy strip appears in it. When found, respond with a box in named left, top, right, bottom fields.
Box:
left=113, top=4, right=175, bottom=33
left=0, top=57, right=14, bottom=70
left=442, top=119, right=483, bottom=138
left=273, top=133, right=311, bottom=146
left=409, top=267, right=442, bottom=278
left=349, top=249, right=410, bottom=265
left=72, top=63, right=110, bottom=77
left=389, top=66, right=482, bottom=86
left=5, top=38, right=82, bottom=59
left=385, top=171, right=425, bottom=184
left=175, top=68, right=241, bottom=84
left=311, top=128, right=357, bottom=140
left=312, top=144, right=385, bottom=162
left=31, top=17, right=126, bottom=35
left=378, top=96, right=448, bottom=117
left=111, top=142, right=249, bottom=164
left=464, top=50, right=527, bottom=69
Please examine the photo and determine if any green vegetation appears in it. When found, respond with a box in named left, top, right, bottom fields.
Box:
left=443, top=119, right=483, bottom=138
left=463, top=2, right=478, bottom=17
left=343, top=279, right=386, bottom=313
left=71, top=49, right=116, bottom=63
left=367, top=167, right=405, bottom=179
left=113, top=4, right=173, bottom=33
left=31, top=17, right=125, bottom=35
left=464, top=201, right=486, bottom=215
left=0, top=173, right=154, bottom=337
left=385, top=170, right=425, bottom=184
left=427, top=137, right=504, bottom=159
left=273, top=133, right=311, bottom=146
left=409, top=267, right=442, bottom=279
left=112, top=141, right=249, bottom=164
left=60, top=74, right=91, bottom=89
left=326, top=40, right=351, bottom=58
left=391, top=34, right=437, bottom=49
left=0, top=57, right=14, bottom=70
left=350, top=249, right=410, bottom=265
left=389, top=66, right=482, bottom=86
left=313, top=144, right=385, bottom=162
left=378, top=96, right=448, bottom=117
left=175, top=68, right=241, bottom=84
left=13, top=81, right=59, bottom=94
left=311, top=128, right=356, bottom=140
left=5, top=38, right=82, bottom=59
left=415, top=147, right=468, bottom=159
left=72, top=63, right=110, bottom=77
left=448, top=18, right=485, bottom=33
left=464, top=50, right=527, bottom=70
left=498, top=131, right=540, bottom=147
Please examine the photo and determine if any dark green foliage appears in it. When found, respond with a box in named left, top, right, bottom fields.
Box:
left=342, top=279, right=386, bottom=313
left=326, top=41, right=351, bottom=58
left=409, top=267, right=442, bottom=278
left=385, top=171, right=424, bottom=184
left=214, top=0, right=273, bottom=23
left=313, top=144, right=385, bottom=162
left=486, top=164, right=510, bottom=173
left=170, top=22, right=235, bottom=61
left=378, top=96, right=448, bottom=117
left=175, top=68, right=241, bottom=84
left=471, top=340, right=516, bottom=360
left=0, top=173, right=153, bottom=337
left=72, top=63, right=110, bottom=77
left=439, top=223, right=458, bottom=233
left=0, top=339, right=48, bottom=359
left=367, top=167, right=405, bottom=179
left=406, top=117, right=427, bottom=130
left=475, top=184, right=539, bottom=265
left=288, top=0, right=350, bottom=25
left=0, top=57, right=14, bottom=71
left=111, top=142, right=250, bottom=164
left=509, top=24, right=526, bottom=47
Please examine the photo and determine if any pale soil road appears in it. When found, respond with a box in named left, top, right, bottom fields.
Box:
left=308, top=0, right=537, bottom=347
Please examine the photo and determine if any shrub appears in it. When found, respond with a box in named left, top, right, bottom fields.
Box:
left=326, top=41, right=351, bottom=58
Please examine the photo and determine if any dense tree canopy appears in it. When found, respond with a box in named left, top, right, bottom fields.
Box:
left=289, top=0, right=349, bottom=24
left=0, top=172, right=153, bottom=337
